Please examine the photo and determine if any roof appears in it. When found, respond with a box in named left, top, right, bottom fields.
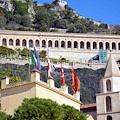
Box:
left=104, top=53, right=120, bottom=78
left=80, top=103, right=96, bottom=112
left=81, top=103, right=96, bottom=109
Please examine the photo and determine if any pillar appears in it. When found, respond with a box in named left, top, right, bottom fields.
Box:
left=60, top=84, right=68, bottom=93
left=47, top=76, right=54, bottom=88
left=1, top=76, right=9, bottom=89
left=30, top=69, right=40, bottom=82
left=73, top=91, right=80, bottom=101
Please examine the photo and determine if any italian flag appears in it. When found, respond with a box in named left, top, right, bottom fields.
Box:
left=30, top=51, right=37, bottom=67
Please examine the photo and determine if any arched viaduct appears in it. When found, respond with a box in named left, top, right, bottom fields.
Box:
left=0, top=30, right=120, bottom=62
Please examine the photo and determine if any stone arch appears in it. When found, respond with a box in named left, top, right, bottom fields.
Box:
left=80, top=41, right=84, bottom=49
left=107, top=116, right=112, bottom=120
left=106, top=96, right=112, bottom=112
left=106, top=80, right=111, bottom=92
left=16, top=39, right=20, bottom=46
left=93, top=42, right=97, bottom=49
left=86, top=42, right=90, bottom=49
left=99, top=42, right=103, bottom=49
left=118, top=42, right=120, bottom=50
left=112, top=42, right=116, bottom=50
left=9, top=39, right=13, bottom=46
left=42, top=40, right=46, bottom=47
left=29, top=39, right=33, bottom=48
left=61, top=41, right=65, bottom=48
left=55, top=40, right=58, bottom=47
left=48, top=40, right=52, bottom=47
left=35, top=40, right=39, bottom=47
left=106, top=42, right=109, bottom=50
left=74, top=41, right=78, bottom=48
left=2, top=38, right=7, bottom=46
left=67, top=41, right=71, bottom=48
left=22, top=39, right=26, bottom=47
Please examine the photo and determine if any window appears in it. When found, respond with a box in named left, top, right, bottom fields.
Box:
left=106, top=96, right=112, bottom=112
left=106, top=80, right=111, bottom=92
left=61, top=41, right=65, bottom=48
left=67, top=41, right=71, bottom=48
left=107, top=116, right=112, bottom=120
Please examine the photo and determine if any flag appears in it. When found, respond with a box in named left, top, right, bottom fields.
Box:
left=34, top=47, right=42, bottom=71
left=48, top=57, right=55, bottom=77
left=30, top=51, right=37, bottom=66
left=61, top=61, right=65, bottom=84
left=72, top=67, right=80, bottom=94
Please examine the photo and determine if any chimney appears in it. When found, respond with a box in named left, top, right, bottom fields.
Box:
left=60, top=84, right=68, bottom=93
left=73, top=91, right=80, bottom=101
left=1, top=76, right=9, bottom=89
left=30, top=69, right=40, bottom=82
left=47, top=76, right=54, bottom=88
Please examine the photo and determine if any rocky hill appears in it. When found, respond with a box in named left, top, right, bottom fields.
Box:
left=0, top=0, right=118, bottom=34
left=0, top=63, right=105, bottom=104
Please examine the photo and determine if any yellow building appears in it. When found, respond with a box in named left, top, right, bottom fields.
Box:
left=0, top=69, right=81, bottom=115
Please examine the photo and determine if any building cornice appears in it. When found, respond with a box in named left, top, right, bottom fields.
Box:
left=0, top=30, right=120, bottom=40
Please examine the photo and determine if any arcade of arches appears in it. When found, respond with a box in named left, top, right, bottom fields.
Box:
left=1, top=38, right=120, bottom=51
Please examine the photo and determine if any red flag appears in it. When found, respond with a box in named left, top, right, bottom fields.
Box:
left=72, top=67, right=80, bottom=94
left=61, top=61, right=65, bottom=84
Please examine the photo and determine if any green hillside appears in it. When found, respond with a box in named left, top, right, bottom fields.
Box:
left=0, top=0, right=119, bottom=34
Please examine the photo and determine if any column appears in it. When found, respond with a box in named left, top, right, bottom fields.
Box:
left=46, top=39, right=48, bottom=49
left=78, top=40, right=80, bottom=50
left=72, top=40, right=74, bottom=50
left=97, top=42, right=99, bottom=50
left=7, top=38, right=9, bottom=47
left=20, top=38, right=22, bottom=48
left=65, top=40, right=67, bottom=49
left=13, top=38, right=16, bottom=47
left=110, top=42, right=112, bottom=51
left=116, top=41, right=118, bottom=51
left=103, top=41, right=105, bottom=50
left=90, top=41, right=93, bottom=50
left=59, top=39, right=61, bottom=49
left=84, top=41, right=86, bottom=50
left=26, top=39, right=29, bottom=49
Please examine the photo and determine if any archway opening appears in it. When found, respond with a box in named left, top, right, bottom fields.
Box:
left=61, top=41, right=65, bottom=48
left=80, top=41, right=84, bottom=49
left=93, top=42, right=97, bottom=49
left=67, top=41, right=71, bottom=48
left=42, top=40, right=46, bottom=47
left=55, top=41, right=58, bottom=47
left=74, top=41, right=78, bottom=48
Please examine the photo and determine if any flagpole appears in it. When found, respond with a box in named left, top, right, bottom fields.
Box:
left=29, top=47, right=30, bottom=80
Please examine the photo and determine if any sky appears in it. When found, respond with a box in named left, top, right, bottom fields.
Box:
left=33, top=0, right=120, bottom=25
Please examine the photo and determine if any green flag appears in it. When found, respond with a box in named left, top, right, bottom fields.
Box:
left=30, top=51, right=36, bottom=66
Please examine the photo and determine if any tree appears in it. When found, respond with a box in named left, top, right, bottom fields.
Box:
left=12, top=98, right=86, bottom=120
left=13, top=98, right=64, bottom=120
left=0, top=111, right=8, bottom=120
left=0, top=16, right=6, bottom=29
left=39, top=50, right=47, bottom=59
left=62, top=104, right=87, bottom=120
left=21, top=15, right=32, bottom=27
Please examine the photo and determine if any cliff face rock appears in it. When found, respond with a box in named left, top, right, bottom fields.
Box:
left=0, top=0, right=35, bottom=19
left=0, top=0, right=13, bottom=11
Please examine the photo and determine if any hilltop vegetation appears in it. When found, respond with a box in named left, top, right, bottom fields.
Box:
left=0, top=0, right=119, bottom=34
left=0, top=62, right=104, bottom=104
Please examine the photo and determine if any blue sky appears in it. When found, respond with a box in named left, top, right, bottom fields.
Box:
left=33, top=0, right=120, bottom=25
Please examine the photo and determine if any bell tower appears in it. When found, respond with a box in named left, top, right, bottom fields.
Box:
left=96, top=54, right=120, bottom=120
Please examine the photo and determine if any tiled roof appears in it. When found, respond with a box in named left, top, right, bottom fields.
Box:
left=80, top=103, right=96, bottom=109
